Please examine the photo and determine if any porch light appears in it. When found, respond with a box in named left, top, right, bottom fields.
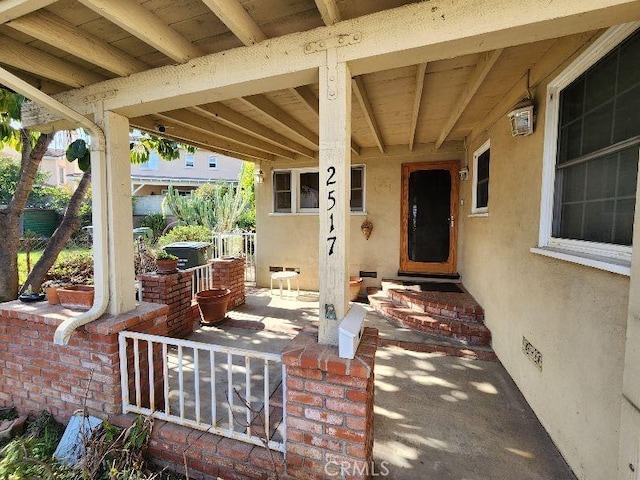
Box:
left=254, top=168, right=264, bottom=184
left=507, top=98, right=534, bottom=137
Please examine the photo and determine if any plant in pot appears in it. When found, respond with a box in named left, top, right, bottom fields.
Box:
left=57, top=284, right=95, bottom=310
left=196, top=286, right=232, bottom=325
left=42, top=280, right=66, bottom=305
left=155, top=250, right=179, bottom=274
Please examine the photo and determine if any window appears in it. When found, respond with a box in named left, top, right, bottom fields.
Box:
left=536, top=25, right=640, bottom=274
left=273, top=166, right=366, bottom=214
left=472, top=140, right=490, bottom=214
left=185, top=154, right=195, bottom=168
left=58, top=166, right=65, bottom=184
left=140, top=152, right=159, bottom=170
left=208, top=156, right=217, bottom=169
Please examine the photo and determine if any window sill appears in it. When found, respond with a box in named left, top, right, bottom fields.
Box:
left=468, top=213, right=489, bottom=218
left=530, top=246, right=631, bottom=276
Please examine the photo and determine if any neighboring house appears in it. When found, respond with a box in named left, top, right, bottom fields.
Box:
left=131, top=149, right=243, bottom=217
left=8, top=2, right=640, bottom=480
left=38, top=148, right=83, bottom=187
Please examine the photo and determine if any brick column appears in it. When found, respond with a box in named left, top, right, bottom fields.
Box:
left=211, top=257, right=245, bottom=309
left=138, top=271, right=197, bottom=338
left=282, top=326, right=378, bottom=480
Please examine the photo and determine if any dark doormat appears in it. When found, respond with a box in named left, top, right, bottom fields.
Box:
left=408, top=282, right=464, bottom=293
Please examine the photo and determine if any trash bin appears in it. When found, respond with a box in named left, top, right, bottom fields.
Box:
left=162, top=241, right=212, bottom=269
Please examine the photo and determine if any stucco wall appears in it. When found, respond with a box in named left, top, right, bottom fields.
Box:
left=459, top=86, right=628, bottom=478
left=255, top=150, right=463, bottom=291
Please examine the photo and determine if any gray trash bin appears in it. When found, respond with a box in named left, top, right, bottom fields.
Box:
left=163, top=241, right=212, bottom=269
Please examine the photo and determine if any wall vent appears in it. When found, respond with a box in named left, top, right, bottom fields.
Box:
left=359, top=271, right=377, bottom=278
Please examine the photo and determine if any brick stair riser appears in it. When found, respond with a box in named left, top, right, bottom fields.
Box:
left=388, top=289, right=484, bottom=323
left=370, top=296, right=491, bottom=346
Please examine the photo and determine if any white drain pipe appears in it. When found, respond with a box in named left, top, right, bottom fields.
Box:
left=0, top=67, right=109, bottom=345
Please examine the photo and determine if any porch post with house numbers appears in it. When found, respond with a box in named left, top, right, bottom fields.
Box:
left=318, top=52, right=351, bottom=345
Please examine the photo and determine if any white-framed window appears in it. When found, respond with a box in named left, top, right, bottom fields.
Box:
left=272, top=165, right=366, bottom=214
left=471, top=140, right=490, bottom=214
left=534, top=23, right=640, bottom=275
left=140, top=152, right=159, bottom=170
left=185, top=154, right=195, bottom=168
left=58, top=166, right=65, bottom=184
left=208, top=155, right=217, bottom=169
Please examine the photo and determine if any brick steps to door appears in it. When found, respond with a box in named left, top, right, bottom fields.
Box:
left=368, top=288, right=497, bottom=362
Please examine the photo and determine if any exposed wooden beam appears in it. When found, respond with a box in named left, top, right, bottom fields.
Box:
left=291, top=86, right=319, bottom=116
left=201, top=0, right=266, bottom=45
left=7, top=11, right=148, bottom=77
left=196, top=102, right=315, bottom=158
left=313, top=0, right=341, bottom=26
left=22, top=1, right=640, bottom=127
left=77, top=0, right=203, bottom=63
left=240, top=95, right=319, bottom=148
left=352, top=76, right=384, bottom=154
left=0, top=33, right=105, bottom=87
left=163, top=107, right=297, bottom=159
left=409, top=63, right=428, bottom=151
left=0, top=0, right=58, bottom=24
left=132, top=115, right=274, bottom=162
left=435, top=49, right=503, bottom=150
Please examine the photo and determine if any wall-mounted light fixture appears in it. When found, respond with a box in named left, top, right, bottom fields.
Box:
left=507, top=98, right=534, bottom=137
left=459, top=166, right=469, bottom=181
left=254, top=163, right=264, bottom=184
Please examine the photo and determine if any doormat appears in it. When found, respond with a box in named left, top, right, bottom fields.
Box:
left=409, top=282, right=464, bottom=293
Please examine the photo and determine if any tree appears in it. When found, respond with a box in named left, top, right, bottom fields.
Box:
left=0, top=156, right=52, bottom=206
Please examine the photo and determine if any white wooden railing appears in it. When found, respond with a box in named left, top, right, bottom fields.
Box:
left=119, top=331, right=285, bottom=452
left=211, top=232, right=256, bottom=284
left=185, top=263, right=214, bottom=299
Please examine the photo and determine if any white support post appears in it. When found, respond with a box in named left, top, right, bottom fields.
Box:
left=318, top=52, right=351, bottom=345
left=97, top=109, right=137, bottom=314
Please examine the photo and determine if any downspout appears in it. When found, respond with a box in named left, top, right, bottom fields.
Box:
left=0, top=67, right=110, bottom=345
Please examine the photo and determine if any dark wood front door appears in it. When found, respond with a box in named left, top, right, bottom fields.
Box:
left=400, top=161, right=459, bottom=274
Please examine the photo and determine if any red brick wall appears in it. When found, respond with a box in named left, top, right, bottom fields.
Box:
left=0, top=301, right=169, bottom=423
left=211, top=257, right=245, bottom=309
left=139, top=271, right=198, bottom=338
left=282, top=327, right=378, bottom=480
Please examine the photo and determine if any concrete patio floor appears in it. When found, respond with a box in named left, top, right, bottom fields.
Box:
left=180, top=288, right=575, bottom=479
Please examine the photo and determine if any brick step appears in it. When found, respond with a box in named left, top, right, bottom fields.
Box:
left=379, top=337, right=498, bottom=362
left=383, top=284, right=485, bottom=323
left=368, top=290, right=492, bottom=347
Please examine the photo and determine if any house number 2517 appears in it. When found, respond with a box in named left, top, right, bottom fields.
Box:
left=326, top=166, right=337, bottom=255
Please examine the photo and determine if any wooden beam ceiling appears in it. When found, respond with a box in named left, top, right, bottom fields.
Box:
left=435, top=49, right=503, bottom=149
left=352, top=76, right=385, bottom=153
left=201, top=0, right=267, bottom=45
left=7, top=11, right=148, bottom=77
left=195, top=102, right=315, bottom=159
left=408, top=63, right=428, bottom=151
left=0, top=33, right=106, bottom=87
left=291, top=86, right=319, bottom=116
left=0, top=0, right=58, bottom=24
left=77, top=0, right=203, bottom=63
left=313, top=0, right=341, bottom=26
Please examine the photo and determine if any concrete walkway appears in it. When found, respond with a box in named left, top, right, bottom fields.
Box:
left=188, top=289, right=575, bottom=479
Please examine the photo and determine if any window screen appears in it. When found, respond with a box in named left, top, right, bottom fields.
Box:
left=476, top=149, right=490, bottom=210
left=273, top=171, right=291, bottom=213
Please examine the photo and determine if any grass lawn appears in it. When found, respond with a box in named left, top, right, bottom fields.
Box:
left=18, top=247, right=91, bottom=286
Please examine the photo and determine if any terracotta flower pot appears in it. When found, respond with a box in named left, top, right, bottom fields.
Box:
left=349, top=276, right=363, bottom=301
left=57, top=285, right=95, bottom=310
left=156, top=258, right=179, bottom=274
left=45, top=286, right=60, bottom=305
left=196, top=288, right=232, bottom=325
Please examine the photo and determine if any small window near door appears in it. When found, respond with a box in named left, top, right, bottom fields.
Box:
left=472, top=140, right=490, bottom=214
left=185, top=154, right=195, bottom=168
left=273, top=171, right=292, bottom=213
left=208, top=155, right=217, bottom=169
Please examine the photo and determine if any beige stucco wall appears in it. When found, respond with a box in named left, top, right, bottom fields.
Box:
left=255, top=149, right=463, bottom=291
left=459, top=80, right=629, bottom=478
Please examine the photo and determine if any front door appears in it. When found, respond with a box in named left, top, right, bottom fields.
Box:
left=400, top=161, right=459, bottom=274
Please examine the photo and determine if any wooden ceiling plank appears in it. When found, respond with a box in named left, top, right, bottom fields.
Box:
left=0, top=0, right=58, bottom=24
left=0, top=33, right=105, bottom=87
left=435, top=49, right=503, bottom=150
left=196, top=102, right=315, bottom=158
left=313, top=0, right=341, bottom=25
left=291, top=85, right=319, bottom=116
left=77, top=0, right=203, bottom=63
left=240, top=94, right=319, bottom=148
left=352, top=75, right=384, bottom=154
left=409, top=62, right=427, bottom=151
left=201, top=0, right=267, bottom=45
left=7, top=11, right=148, bottom=76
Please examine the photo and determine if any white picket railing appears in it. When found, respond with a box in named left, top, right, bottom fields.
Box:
left=185, top=263, right=214, bottom=299
left=119, top=331, right=285, bottom=452
left=211, top=232, right=256, bottom=284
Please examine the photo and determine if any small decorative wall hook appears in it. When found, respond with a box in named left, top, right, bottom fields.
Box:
left=361, top=218, right=373, bottom=240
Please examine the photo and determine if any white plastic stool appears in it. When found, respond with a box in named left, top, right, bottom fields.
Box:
left=270, top=271, right=300, bottom=299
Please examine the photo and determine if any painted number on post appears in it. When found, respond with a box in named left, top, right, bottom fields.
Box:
left=326, top=166, right=337, bottom=256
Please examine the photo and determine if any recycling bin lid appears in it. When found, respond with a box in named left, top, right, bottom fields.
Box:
left=163, top=241, right=211, bottom=249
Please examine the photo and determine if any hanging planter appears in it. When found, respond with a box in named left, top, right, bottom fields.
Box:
left=361, top=218, right=373, bottom=240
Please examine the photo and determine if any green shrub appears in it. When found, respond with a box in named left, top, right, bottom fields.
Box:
left=157, top=225, right=211, bottom=247
left=139, top=213, right=167, bottom=241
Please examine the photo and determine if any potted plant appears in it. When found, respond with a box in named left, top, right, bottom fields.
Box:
left=196, top=287, right=232, bottom=325
left=57, top=284, right=95, bottom=310
left=155, top=250, right=179, bottom=274
left=42, top=280, right=66, bottom=305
